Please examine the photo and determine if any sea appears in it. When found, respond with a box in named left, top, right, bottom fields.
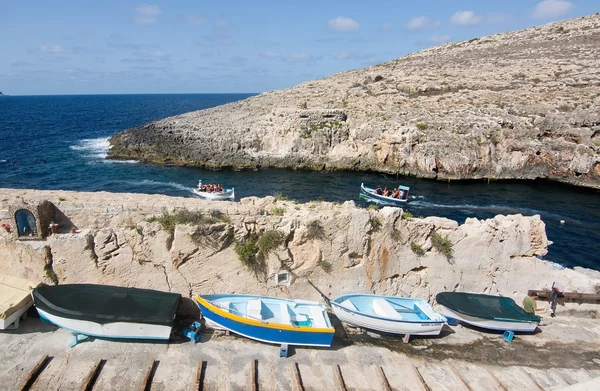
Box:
left=0, top=94, right=598, bottom=271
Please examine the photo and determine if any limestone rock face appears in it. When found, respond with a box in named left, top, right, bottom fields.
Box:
left=0, top=188, right=599, bottom=316
left=108, top=15, right=600, bottom=189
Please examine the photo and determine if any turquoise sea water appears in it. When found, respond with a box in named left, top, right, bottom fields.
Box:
left=0, top=94, right=598, bottom=271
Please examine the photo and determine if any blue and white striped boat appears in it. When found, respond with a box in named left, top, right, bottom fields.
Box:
left=331, top=294, right=446, bottom=337
left=359, top=183, right=410, bottom=206
left=194, top=294, right=335, bottom=347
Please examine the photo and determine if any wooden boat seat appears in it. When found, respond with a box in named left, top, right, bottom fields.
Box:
left=279, top=303, right=291, bottom=325
left=372, top=298, right=403, bottom=320
left=309, top=306, right=328, bottom=328
left=247, top=299, right=263, bottom=320
left=340, top=299, right=358, bottom=311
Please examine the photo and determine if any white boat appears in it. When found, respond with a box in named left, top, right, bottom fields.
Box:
left=436, top=292, right=540, bottom=332
left=195, top=294, right=335, bottom=347
left=359, top=183, right=409, bottom=206
left=193, top=180, right=235, bottom=201
left=32, top=284, right=181, bottom=340
left=330, top=294, right=446, bottom=337
left=0, top=274, right=40, bottom=329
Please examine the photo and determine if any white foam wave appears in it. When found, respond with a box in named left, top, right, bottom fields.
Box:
left=103, top=159, right=139, bottom=164
left=0, top=159, right=6, bottom=163
left=70, top=137, right=110, bottom=159
left=122, top=179, right=193, bottom=192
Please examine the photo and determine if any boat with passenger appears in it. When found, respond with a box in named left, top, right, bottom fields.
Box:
left=359, top=183, right=409, bottom=205
left=194, top=294, right=335, bottom=347
left=193, top=180, right=235, bottom=201
left=436, top=292, right=541, bottom=332
left=330, top=293, right=446, bottom=337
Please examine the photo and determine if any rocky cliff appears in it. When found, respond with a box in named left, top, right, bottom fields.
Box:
left=108, top=15, right=600, bottom=189
left=1, top=188, right=599, bottom=316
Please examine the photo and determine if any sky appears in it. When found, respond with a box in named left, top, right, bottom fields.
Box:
left=0, top=1, right=597, bottom=95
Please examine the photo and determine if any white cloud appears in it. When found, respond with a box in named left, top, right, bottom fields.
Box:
left=406, top=16, right=440, bottom=30
left=328, top=17, right=360, bottom=32
left=134, top=4, right=160, bottom=25
left=533, top=0, right=573, bottom=20
left=429, top=34, right=451, bottom=44
left=38, top=45, right=69, bottom=53
left=451, top=11, right=482, bottom=26
left=259, top=51, right=281, bottom=59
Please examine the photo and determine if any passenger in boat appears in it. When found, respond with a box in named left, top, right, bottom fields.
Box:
left=374, top=186, right=382, bottom=195
left=382, top=187, right=390, bottom=197
left=391, top=188, right=400, bottom=199
left=522, top=291, right=545, bottom=314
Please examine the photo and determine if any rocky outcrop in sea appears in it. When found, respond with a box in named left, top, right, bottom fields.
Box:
left=108, top=15, right=600, bottom=189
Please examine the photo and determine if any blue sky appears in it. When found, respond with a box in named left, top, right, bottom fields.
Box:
left=0, top=1, right=597, bottom=95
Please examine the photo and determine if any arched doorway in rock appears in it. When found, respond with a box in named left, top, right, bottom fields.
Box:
left=15, top=209, right=38, bottom=237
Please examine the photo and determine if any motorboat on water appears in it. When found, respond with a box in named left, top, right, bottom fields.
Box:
left=193, top=180, right=235, bottom=201
left=359, top=183, right=409, bottom=205
left=436, top=292, right=541, bottom=332
left=194, top=294, right=335, bottom=347
left=330, top=293, right=446, bottom=338
left=32, top=284, right=182, bottom=340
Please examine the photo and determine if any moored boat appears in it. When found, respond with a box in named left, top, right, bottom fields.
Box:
left=193, top=180, right=235, bottom=201
left=436, top=292, right=541, bottom=332
left=330, top=294, right=446, bottom=336
left=194, top=294, right=334, bottom=347
left=359, top=183, right=409, bottom=205
left=32, top=284, right=181, bottom=340
left=0, top=274, right=41, bottom=329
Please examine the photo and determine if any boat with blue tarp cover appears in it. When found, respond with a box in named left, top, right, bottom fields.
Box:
left=32, top=284, right=181, bottom=340
left=436, top=292, right=541, bottom=332
left=359, top=183, right=410, bottom=205
left=330, top=293, right=446, bottom=336
left=194, top=294, right=334, bottom=347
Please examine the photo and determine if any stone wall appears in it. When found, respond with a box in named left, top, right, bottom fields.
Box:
left=0, top=188, right=599, bottom=316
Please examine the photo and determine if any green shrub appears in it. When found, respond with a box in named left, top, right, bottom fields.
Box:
left=257, top=230, right=284, bottom=256
left=271, top=207, right=285, bottom=216
left=369, top=217, right=382, bottom=233
left=274, top=192, right=289, bottom=201
left=234, top=237, right=259, bottom=266
left=318, top=260, right=333, bottom=273
left=306, top=220, right=325, bottom=239
left=431, top=231, right=454, bottom=258
left=402, top=211, right=413, bottom=220
left=146, top=208, right=227, bottom=234
left=391, top=228, right=402, bottom=241
left=366, top=204, right=379, bottom=211
left=411, top=243, right=425, bottom=256
left=416, top=122, right=428, bottom=130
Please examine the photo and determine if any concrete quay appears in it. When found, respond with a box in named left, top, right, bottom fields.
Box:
left=1, top=311, right=599, bottom=391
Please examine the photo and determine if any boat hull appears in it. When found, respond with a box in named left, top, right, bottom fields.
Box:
left=195, top=297, right=334, bottom=347
left=37, top=308, right=173, bottom=339
left=193, top=188, right=234, bottom=200
left=331, top=294, right=445, bottom=336
left=439, top=305, right=539, bottom=332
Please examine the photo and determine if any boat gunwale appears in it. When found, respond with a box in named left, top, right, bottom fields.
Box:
left=331, top=294, right=445, bottom=324
left=195, top=296, right=334, bottom=333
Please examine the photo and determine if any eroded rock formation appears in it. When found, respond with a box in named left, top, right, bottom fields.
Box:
left=1, top=188, right=598, bottom=316
left=109, top=15, right=600, bottom=188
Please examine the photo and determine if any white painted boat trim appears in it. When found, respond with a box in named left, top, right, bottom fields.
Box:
left=36, top=308, right=172, bottom=340
left=0, top=298, right=32, bottom=330
left=439, top=305, right=539, bottom=332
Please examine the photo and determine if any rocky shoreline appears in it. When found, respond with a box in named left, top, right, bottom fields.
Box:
left=108, top=14, right=600, bottom=189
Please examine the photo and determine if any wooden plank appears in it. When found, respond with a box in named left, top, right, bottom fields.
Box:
left=528, top=289, right=600, bottom=303
left=485, top=368, right=508, bottom=391
left=19, top=354, right=50, bottom=391
left=291, top=362, right=304, bottom=391
left=194, top=360, right=206, bottom=391
left=377, top=366, right=392, bottom=391
left=139, top=359, right=157, bottom=391
left=412, top=366, right=431, bottom=391
left=250, top=359, right=257, bottom=391
left=450, top=365, right=473, bottom=391
left=334, top=365, right=347, bottom=391
left=521, top=369, right=545, bottom=391
left=79, top=359, right=105, bottom=391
